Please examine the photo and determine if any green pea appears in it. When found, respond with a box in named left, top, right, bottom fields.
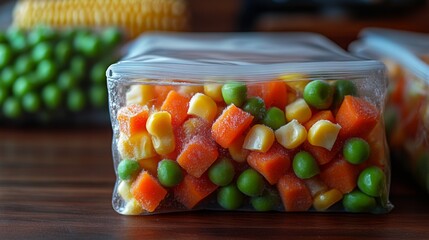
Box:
left=12, top=37, right=28, bottom=53
left=28, top=26, right=56, bottom=45
left=73, top=31, right=91, bottom=52
left=55, top=40, right=73, bottom=65
left=12, top=76, right=33, bottom=98
left=28, top=31, right=45, bottom=46
left=101, top=27, right=122, bottom=47
left=22, top=92, right=41, bottom=113
left=88, top=84, right=107, bottom=108
left=221, top=82, right=247, bottom=107
left=0, top=44, right=13, bottom=68
left=118, top=159, right=140, bottom=180
left=15, top=55, right=35, bottom=75
left=37, top=59, right=57, bottom=84
left=76, top=34, right=102, bottom=57
left=343, top=138, right=370, bottom=165
left=262, top=107, right=286, bottom=130
left=57, top=71, right=78, bottom=90
left=6, top=27, right=26, bottom=40
left=90, top=63, right=107, bottom=84
left=157, top=159, right=183, bottom=187
left=1, top=67, right=17, bottom=88
left=3, top=97, right=22, bottom=119
left=217, top=184, right=244, bottom=210
left=67, top=89, right=86, bottom=112
left=237, top=168, right=264, bottom=197
left=251, top=190, right=280, bottom=211
left=42, top=84, right=63, bottom=110
left=343, top=190, right=376, bottom=213
left=7, top=28, right=27, bottom=53
left=293, top=151, right=320, bottom=179
left=70, top=56, right=86, bottom=80
left=32, top=42, right=53, bottom=62
left=208, top=158, right=235, bottom=186
left=303, top=80, right=334, bottom=110
left=333, top=80, right=357, bottom=107
left=0, top=87, right=7, bottom=106
left=242, top=97, right=266, bottom=121
left=358, top=166, right=386, bottom=197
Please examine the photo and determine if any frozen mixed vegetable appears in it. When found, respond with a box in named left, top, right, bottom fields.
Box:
left=112, top=77, right=391, bottom=214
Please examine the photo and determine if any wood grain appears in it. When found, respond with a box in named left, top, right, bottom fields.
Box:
left=0, top=128, right=428, bottom=240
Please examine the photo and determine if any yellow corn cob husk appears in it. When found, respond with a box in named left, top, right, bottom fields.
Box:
left=13, top=0, right=190, bottom=39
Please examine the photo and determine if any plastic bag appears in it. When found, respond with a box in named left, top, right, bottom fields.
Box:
left=350, top=28, right=429, bottom=193
left=108, top=32, right=392, bottom=215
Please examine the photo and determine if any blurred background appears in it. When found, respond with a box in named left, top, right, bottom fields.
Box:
left=2, top=0, right=429, bottom=38
left=192, top=0, right=429, bottom=48
left=0, top=0, right=428, bottom=127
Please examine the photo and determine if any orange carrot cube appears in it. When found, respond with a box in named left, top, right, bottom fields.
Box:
left=211, top=104, right=253, bottom=148
left=247, top=143, right=291, bottom=185
left=161, top=90, right=190, bottom=126
left=336, top=96, right=379, bottom=139
left=277, top=173, right=313, bottom=211
left=320, top=156, right=359, bottom=194
left=302, top=139, right=342, bottom=165
left=174, top=174, right=218, bottom=209
left=131, top=171, right=167, bottom=213
left=177, top=136, right=219, bottom=178
left=117, top=104, right=150, bottom=137
left=248, top=81, right=288, bottom=109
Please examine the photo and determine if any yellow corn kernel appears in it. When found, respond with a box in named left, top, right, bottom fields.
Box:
left=313, top=189, right=343, bottom=211
left=279, top=73, right=308, bottom=82
left=13, top=0, right=190, bottom=39
left=117, top=181, right=133, bottom=201
left=117, top=131, right=157, bottom=160
left=285, top=98, right=312, bottom=123
left=126, top=84, right=155, bottom=106
left=204, top=83, right=224, bottom=102
left=279, top=73, right=310, bottom=102
left=281, top=73, right=309, bottom=96
left=304, top=177, right=328, bottom=197
left=307, top=120, right=341, bottom=151
left=138, top=157, right=160, bottom=176
left=181, top=118, right=201, bottom=138
left=243, top=124, right=275, bottom=153
left=282, top=75, right=309, bottom=88
left=187, top=93, right=218, bottom=122
left=275, top=119, right=307, bottom=149
left=146, top=111, right=175, bottom=155
left=228, top=135, right=249, bottom=163
left=178, top=85, right=204, bottom=97
left=122, top=198, right=143, bottom=215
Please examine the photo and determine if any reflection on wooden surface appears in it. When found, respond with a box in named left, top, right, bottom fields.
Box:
left=0, top=128, right=428, bottom=239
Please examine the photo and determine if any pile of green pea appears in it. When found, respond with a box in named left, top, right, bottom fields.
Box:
left=0, top=25, right=122, bottom=123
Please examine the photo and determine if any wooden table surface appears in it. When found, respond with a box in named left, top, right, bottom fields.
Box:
left=0, top=127, right=428, bottom=239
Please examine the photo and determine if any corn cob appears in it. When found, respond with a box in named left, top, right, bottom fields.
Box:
left=13, top=0, right=190, bottom=39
